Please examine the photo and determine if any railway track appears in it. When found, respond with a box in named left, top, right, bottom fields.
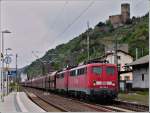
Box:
left=64, top=97, right=132, bottom=112
left=24, top=89, right=67, bottom=112
left=24, top=87, right=149, bottom=112
left=69, top=92, right=149, bottom=112
left=23, top=87, right=120, bottom=112
left=112, top=100, right=149, bottom=112
left=79, top=97, right=149, bottom=112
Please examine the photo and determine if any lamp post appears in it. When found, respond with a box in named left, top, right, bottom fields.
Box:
left=87, top=21, right=90, bottom=61
left=0, top=30, right=11, bottom=102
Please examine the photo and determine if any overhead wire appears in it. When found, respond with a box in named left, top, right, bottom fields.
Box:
left=41, top=0, right=68, bottom=53
left=50, top=0, right=69, bottom=30
left=54, top=0, right=95, bottom=40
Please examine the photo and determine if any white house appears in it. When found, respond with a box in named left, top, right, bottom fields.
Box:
left=104, top=50, right=133, bottom=81
left=128, top=55, right=149, bottom=89
left=20, top=72, right=28, bottom=82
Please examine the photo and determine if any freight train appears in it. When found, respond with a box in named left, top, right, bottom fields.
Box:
left=22, top=62, right=118, bottom=100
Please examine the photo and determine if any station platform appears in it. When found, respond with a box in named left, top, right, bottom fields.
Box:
left=0, top=92, right=45, bottom=113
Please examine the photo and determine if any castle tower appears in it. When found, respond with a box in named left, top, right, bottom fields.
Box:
left=121, top=3, right=130, bottom=23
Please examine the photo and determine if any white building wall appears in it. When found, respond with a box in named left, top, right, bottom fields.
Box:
left=120, top=72, right=133, bottom=80
left=106, top=52, right=133, bottom=71
left=20, top=73, right=27, bottom=82
left=106, top=51, right=133, bottom=80
left=106, top=55, right=115, bottom=64
left=133, top=66, right=149, bottom=88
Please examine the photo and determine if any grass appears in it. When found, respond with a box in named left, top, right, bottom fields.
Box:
left=118, top=91, right=149, bottom=105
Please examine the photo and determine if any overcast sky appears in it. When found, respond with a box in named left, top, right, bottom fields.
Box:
left=0, top=0, right=149, bottom=68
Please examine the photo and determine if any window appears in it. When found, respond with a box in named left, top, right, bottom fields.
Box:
left=56, top=74, right=60, bottom=78
left=142, top=74, right=144, bottom=81
left=70, top=70, right=76, bottom=76
left=56, top=73, right=64, bottom=79
left=117, top=56, right=121, bottom=60
left=60, top=73, right=64, bottom=79
left=106, top=67, right=115, bottom=75
left=124, top=76, right=129, bottom=81
left=77, top=68, right=86, bottom=75
left=92, top=67, right=102, bottom=75
left=146, top=67, right=148, bottom=72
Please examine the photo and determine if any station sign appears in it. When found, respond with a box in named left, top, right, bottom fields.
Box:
left=8, top=70, right=16, bottom=76
left=4, top=56, right=12, bottom=64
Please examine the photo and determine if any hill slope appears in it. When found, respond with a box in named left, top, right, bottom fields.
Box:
left=25, top=13, right=149, bottom=78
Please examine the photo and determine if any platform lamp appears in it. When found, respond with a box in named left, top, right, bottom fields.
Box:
left=0, top=29, right=11, bottom=102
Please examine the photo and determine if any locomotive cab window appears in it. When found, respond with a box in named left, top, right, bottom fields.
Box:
left=77, top=68, right=86, bottom=76
left=106, top=67, right=115, bottom=75
left=70, top=70, right=76, bottom=76
left=56, top=74, right=60, bottom=78
left=60, top=73, right=64, bottom=79
left=92, top=67, right=102, bottom=75
left=56, top=73, right=64, bottom=79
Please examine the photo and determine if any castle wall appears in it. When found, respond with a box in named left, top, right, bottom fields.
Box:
left=109, top=15, right=123, bottom=28
left=109, top=3, right=130, bottom=28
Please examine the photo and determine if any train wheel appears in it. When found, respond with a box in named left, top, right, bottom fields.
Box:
left=89, top=96, right=95, bottom=102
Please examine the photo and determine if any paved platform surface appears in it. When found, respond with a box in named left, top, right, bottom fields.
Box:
left=0, top=92, right=45, bottom=113
left=0, top=92, right=19, bottom=113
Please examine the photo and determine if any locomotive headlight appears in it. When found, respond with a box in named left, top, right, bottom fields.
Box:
left=93, top=83, right=96, bottom=86
left=93, top=80, right=96, bottom=86
left=112, top=83, right=115, bottom=86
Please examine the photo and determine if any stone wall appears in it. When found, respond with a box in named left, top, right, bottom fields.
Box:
left=121, top=3, right=130, bottom=23
left=109, top=15, right=123, bottom=28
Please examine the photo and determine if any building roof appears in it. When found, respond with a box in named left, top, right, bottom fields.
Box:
left=90, top=50, right=132, bottom=61
left=128, top=55, right=149, bottom=66
left=105, top=50, right=133, bottom=57
left=105, top=44, right=128, bottom=53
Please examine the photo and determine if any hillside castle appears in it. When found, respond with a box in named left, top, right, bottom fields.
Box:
left=109, top=3, right=130, bottom=28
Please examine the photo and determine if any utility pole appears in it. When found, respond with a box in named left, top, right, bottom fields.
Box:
left=16, top=54, right=18, bottom=92
left=136, top=48, right=138, bottom=60
left=87, top=21, right=90, bottom=61
left=141, top=48, right=144, bottom=57
left=114, top=35, right=120, bottom=91
left=0, top=29, right=1, bottom=102
left=1, top=32, right=4, bottom=102
left=5, top=49, right=8, bottom=95
left=42, top=63, right=45, bottom=76
left=114, top=35, right=118, bottom=66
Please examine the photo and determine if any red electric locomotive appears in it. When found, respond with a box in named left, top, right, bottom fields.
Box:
left=57, top=63, right=118, bottom=99
left=22, top=62, right=118, bottom=100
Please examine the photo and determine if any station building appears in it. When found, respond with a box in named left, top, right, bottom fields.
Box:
left=128, top=55, right=149, bottom=89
